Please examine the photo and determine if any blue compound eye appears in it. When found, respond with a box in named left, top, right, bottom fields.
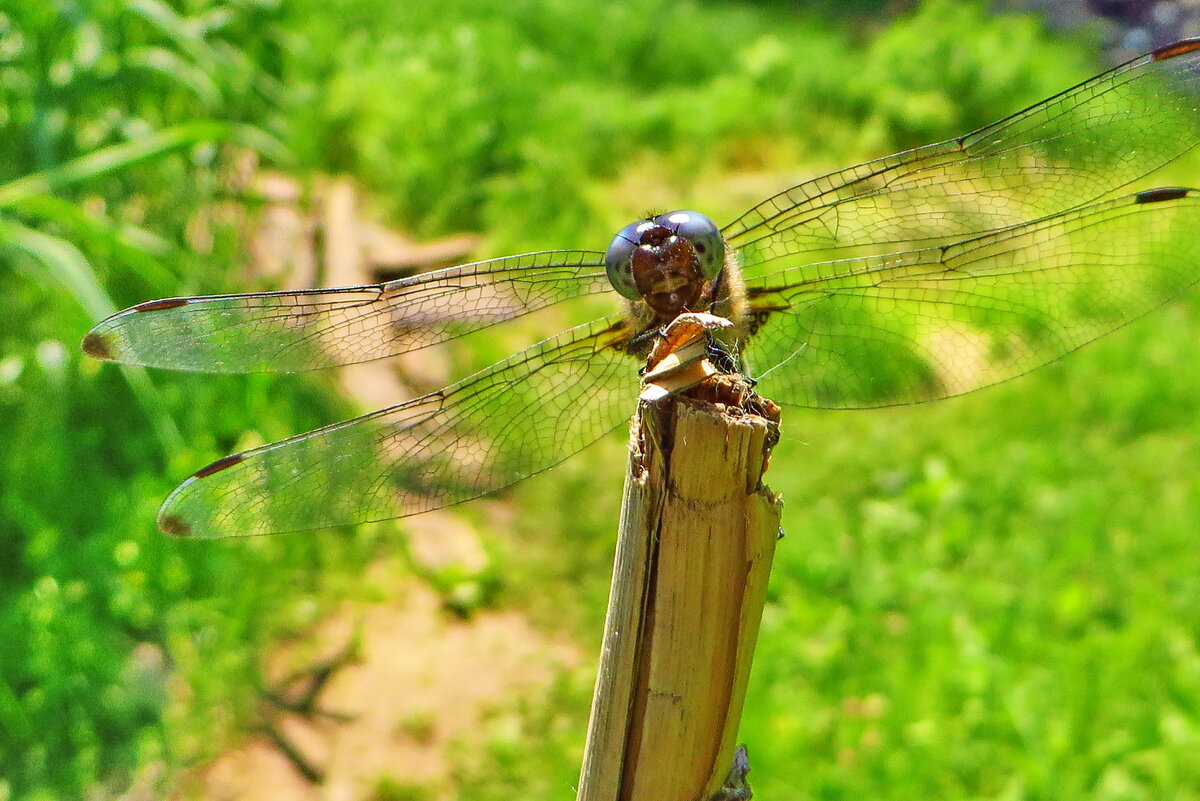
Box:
left=605, top=219, right=652, bottom=300
left=655, top=211, right=724, bottom=279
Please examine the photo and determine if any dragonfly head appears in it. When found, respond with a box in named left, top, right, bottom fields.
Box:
left=605, top=210, right=725, bottom=319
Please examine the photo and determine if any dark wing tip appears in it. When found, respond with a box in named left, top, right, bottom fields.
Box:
left=157, top=453, right=247, bottom=537
left=158, top=513, right=193, bottom=537
left=1134, top=187, right=1192, bottom=204
left=1152, top=38, right=1200, bottom=61
left=194, top=452, right=245, bottom=478
left=134, top=297, right=190, bottom=312
left=81, top=331, right=114, bottom=360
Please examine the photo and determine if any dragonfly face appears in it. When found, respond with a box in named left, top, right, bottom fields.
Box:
left=84, top=39, right=1200, bottom=538
left=603, top=210, right=750, bottom=366
left=606, top=211, right=728, bottom=320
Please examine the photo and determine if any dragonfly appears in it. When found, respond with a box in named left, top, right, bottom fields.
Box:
left=84, top=39, right=1200, bottom=539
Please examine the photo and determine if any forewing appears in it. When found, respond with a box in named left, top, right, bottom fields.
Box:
left=157, top=314, right=639, bottom=537
left=82, top=250, right=609, bottom=373
left=726, top=41, right=1200, bottom=272
left=742, top=189, right=1200, bottom=409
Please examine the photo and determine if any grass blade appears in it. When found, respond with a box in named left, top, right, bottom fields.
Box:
left=1, top=220, right=184, bottom=453
left=0, top=121, right=287, bottom=209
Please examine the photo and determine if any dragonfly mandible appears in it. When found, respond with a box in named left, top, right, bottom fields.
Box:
left=83, top=39, right=1200, bottom=539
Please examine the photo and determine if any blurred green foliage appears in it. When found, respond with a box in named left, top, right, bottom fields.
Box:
left=4, top=0, right=1200, bottom=799
left=0, top=2, right=372, bottom=799
left=284, top=0, right=1092, bottom=252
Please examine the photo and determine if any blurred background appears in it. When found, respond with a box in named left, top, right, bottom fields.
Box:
left=5, top=0, right=1200, bottom=798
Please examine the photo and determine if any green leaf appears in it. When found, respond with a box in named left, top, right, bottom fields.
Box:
left=6, top=193, right=175, bottom=287
left=0, top=220, right=183, bottom=453
left=0, top=121, right=288, bottom=209
left=125, top=46, right=223, bottom=108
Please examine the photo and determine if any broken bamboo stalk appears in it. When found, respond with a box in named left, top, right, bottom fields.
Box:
left=576, top=369, right=782, bottom=801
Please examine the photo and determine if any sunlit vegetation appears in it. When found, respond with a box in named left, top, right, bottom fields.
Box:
left=4, top=0, right=1200, bottom=799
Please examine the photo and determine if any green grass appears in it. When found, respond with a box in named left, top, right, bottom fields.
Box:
left=742, top=299, right=1200, bottom=799
left=0, top=3, right=378, bottom=798
left=5, top=0, right=1200, bottom=799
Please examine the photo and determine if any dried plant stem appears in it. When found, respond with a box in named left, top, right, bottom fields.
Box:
left=577, top=392, right=782, bottom=801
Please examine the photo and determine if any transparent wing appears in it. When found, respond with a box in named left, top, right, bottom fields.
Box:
left=82, top=250, right=609, bottom=373
left=157, top=314, right=639, bottom=538
left=726, top=40, right=1200, bottom=272
left=742, top=188, right=1200, bottom=409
